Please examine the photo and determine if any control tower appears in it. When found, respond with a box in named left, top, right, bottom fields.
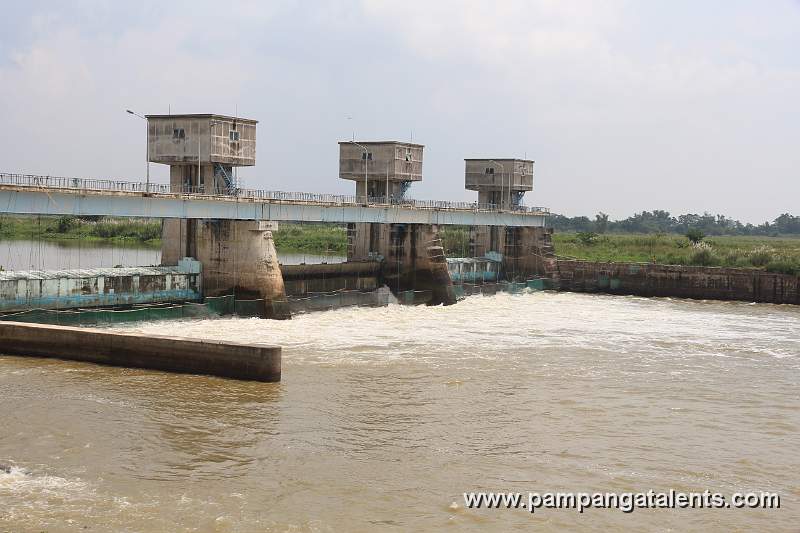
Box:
left=147, top=113, right=256, bottom=194
left=465, top=158, right=534, bottom=210
left=149, top=113, right=288, bottom=318
left=339, top=141, right=423, bottom=201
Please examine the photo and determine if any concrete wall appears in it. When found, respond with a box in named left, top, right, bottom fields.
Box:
left=281, top=262, right=380, bottom=296
left=147, top=114, right=256, bottom=167
left=0, top=264, right=202, bottom=312
left=194, top=220, right=289, bottom=318
left=469, top=225, right=555, bottom=281
left=553, top=260, right=800, bottom=304
left=0, top=321, right=280, bottom=382
left=348, top=222, right=456, bottom=305
left=166, top=163, right=234, bottom=195
left=339, top=142, right=423, bottom=184
left=162, top=213, right=289, bottom=319
left=465, top=159, right=534, bottom=192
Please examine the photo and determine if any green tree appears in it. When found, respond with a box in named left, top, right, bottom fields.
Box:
left=594, top=212, right=609, bottom=234
left=686, top=228, right=705, bottom=244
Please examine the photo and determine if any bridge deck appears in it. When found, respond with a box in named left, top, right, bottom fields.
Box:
left=0, top=173, right=549, bottom=227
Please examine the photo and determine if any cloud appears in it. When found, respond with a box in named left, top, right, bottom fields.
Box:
left=0, top=1, right=798, bottom=221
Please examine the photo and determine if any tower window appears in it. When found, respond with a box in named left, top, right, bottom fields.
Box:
left=172, top=128, right=185, bottom=139
left=485, top=167, right=495, bottom=174
left=361, top=152, right=373, bottom=160
left=229, top=130, right=240, bottom=142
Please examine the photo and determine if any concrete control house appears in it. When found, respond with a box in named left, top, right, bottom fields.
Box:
left=465, top=158, right=534, bottom=210
left=339, top=141, right=423, bottom=200
left=147, top=114, right=256, bottom=194
left=148, top=113, right=289, bottom=319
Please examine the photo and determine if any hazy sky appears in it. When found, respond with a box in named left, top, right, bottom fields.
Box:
left=1, top=1, right=798, bottom=222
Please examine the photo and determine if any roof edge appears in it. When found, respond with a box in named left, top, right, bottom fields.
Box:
left=145, top=114, right=258, bottom=124
left=338, top=140, right=425, bottom=147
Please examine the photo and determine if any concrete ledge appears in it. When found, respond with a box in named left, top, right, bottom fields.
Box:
left=0, top=322, right=281, bottom=382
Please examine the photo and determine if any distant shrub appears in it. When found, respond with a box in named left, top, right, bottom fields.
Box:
left=722, top=248, right=746, bottom=266
left=747, top=245, right=775, bottom=267
left=686, top=228, right=705, bottom=244
left=576, top=232, right=599, bottom=245
left=689, top=242, right=718, bottom=266
left=91, top=220, right=161, bottom=242
left=56, top=216, right=78, bottom=233
left=766, top=260, right=800, bottom=276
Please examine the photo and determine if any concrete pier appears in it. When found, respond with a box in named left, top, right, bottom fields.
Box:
left=0, top=321, right=281, bottom=382
left=164, top=219, right=290, bottom=319
left=348, top=222, right=457, bottom=305
left=470, top=225, right=556, bottom=280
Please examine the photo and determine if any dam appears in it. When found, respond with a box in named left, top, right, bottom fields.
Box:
left=0, top=113, right=556, bottom=322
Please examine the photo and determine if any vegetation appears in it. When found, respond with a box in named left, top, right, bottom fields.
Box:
left=272, top=223, right=347, bottom=253
left=553, top=233, right=800, bottom=275
left=551, top=210, right=800, bottom=237
left=440, top=226, right=471, bottom=256
left=685, top=228, right=705, bottom=244
left=0, top=215, right=161, bottom=245
left=3, top=214, right=799, bottom=276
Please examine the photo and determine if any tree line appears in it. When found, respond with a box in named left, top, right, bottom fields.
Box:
left=550, top=211, right=800, bottom=236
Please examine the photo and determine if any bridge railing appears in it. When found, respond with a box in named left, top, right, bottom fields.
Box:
left=0, top=172, right=550, bottom=215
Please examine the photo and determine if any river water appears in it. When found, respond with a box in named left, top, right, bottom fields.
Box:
left=1, top=292, right=798, bottom=531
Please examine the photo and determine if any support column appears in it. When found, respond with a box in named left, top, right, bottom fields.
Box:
left=349, top=222, right=457, bottom=306
left=470, top=225, right=556, bottom=281
left=196, top=220, right=290, bottom=319
left=162, top=219, right=290, bottom=319
left=502, top=226, right=556, bottom=280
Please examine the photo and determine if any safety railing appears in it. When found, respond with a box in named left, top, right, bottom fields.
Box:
left=0, top=172, right=549, bottom=215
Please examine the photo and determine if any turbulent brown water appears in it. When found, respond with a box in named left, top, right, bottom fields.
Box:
left=1, top=292, right=799, bottom=531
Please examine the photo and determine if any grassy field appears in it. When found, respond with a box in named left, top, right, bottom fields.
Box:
left=0, top=215, right=162, bottom=245
left=272, top=223, right=347, bottom=253
left=553, top=232, right=800, bottom=275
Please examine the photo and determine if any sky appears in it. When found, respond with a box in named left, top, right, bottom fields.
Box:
left=0, top=0, right=798, bottom=223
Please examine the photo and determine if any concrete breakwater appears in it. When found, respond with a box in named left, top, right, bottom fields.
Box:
left=552, top=259, right=800, bottom=304
left=0, top=321, right=281, bottom=381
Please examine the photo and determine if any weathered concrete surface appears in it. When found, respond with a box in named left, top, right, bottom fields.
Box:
left=553, top=260, right=800, bottom=304
left=469, top=225, right=556, bottom=280
left=164, top=220, right=290, bottom=319
left=348, top=222, right=457, bottom=305
left=0, top=321, right=281, bottom=381
left=200, top=220, right=289, bottom=319
left=502, top=226, right=557, bottom=281
left=281, top=261, right=380, bottom=296
left=0, top=185, right=550, bottom=226
left=0, top=262, right=202, bottom=312
left=147, top=114, right=257, bottom=167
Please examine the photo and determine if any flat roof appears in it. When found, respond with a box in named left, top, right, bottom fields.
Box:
left=338, top=140, right=424, bottom=147
left=145, top=113, right=258, bottom=124
left=464, top=158, right=534, bottom=163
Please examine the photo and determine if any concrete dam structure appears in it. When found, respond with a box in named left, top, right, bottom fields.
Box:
left=0, top=112, right=553, bottom=320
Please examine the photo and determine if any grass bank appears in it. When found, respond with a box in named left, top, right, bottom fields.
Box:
left=0, top=215, right=161, bottom=245
left=272, top=223, right=347, bottom=254
left=0, top=216, right=349, bottom=254
left=553, top=232, right=800, bottom=275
